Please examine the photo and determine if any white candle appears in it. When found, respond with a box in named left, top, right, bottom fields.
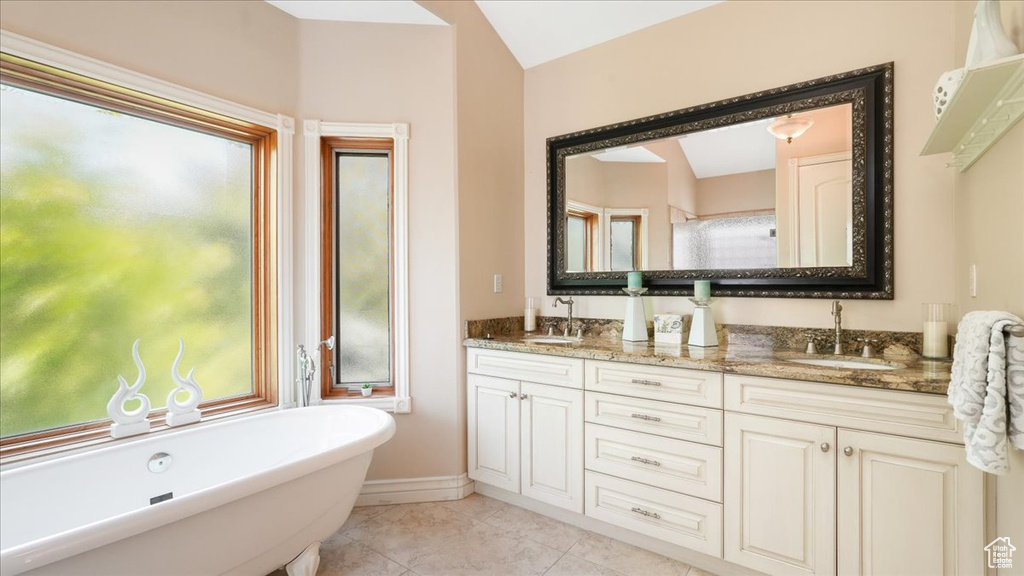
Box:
left=923, top=320, right=948, bottom=358
left=524, top=308, right=537, bottom=332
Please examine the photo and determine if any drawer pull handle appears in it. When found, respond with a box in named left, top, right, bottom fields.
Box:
left=631, top=378, right=662, bottom=387
left=630, top=413, right=662, bottom=422
left=630, top=506, right=661, bottom=520
left=509, top=391, right=517, bottom=398
left=630, top=456, right=662, bottom=467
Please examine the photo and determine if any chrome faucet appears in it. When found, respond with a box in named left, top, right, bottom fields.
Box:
left=553, top=297, right=575, bottom=337
left=831, top=300, right=844, bottom=355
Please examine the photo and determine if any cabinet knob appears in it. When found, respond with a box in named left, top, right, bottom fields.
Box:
left=820, top=442, right=830, bottom=453
left=520, top=393, right=528, bottom=400
left=509, top=391, right=517, bottom=398
left=843, top=446, right=854, bottom=457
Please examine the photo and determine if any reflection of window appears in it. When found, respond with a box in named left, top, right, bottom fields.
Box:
left=320, top=139, right=395, bottom=397
left=566, top=202, right=601, bottom=272
left=672, top=215, right=778, bottom=270
left=609, top=216, right=641, bottom=271
left=0, top=53, right=279, bottom=457
left=604, top=208, right=648, bottom=271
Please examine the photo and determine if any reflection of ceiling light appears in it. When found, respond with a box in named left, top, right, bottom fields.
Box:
left=766, top=114, right=814, bottom=144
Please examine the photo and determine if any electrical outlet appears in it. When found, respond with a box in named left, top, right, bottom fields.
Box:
left=493, top=274, right=503, bottom=293
left=969, top=264, right=977, bottom=298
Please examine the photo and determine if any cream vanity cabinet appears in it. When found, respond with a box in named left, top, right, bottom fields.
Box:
left=724, top=374, right=984, bottom=576
left=466, top=348, right=585, bottom=512
left=466, top=348, right=985, bottom=576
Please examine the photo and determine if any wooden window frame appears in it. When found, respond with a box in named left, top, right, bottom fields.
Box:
left=566, top=207, right=601, bottom=272
left=0, top=53, right=280, bottom=462
left=319, top=137, right=396, bottom=399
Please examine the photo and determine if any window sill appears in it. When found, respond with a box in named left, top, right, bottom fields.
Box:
left=320, top=395, right=411, bottom=414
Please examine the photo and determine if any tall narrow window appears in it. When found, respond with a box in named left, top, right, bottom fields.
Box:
left=565, top=205, right=600, bottom=272
left=609, top=215, right=641, bottom=271
left=320, top=139, right=394, bottom=397
left=0, top=52, right=278, bottom=459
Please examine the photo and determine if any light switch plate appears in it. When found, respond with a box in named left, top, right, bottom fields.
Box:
left=493, top=274, right=503, bottom=293
left=969, top=264, right=977, bottom=298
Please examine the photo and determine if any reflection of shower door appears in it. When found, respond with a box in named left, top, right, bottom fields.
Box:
left=796, top=157, right=852, bottom=267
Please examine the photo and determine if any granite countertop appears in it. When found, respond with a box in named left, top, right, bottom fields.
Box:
left=463, top=330, right=952, bottom=395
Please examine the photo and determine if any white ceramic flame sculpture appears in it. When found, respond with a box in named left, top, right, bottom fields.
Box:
left=107, top=339, right=152, bottom=438
left=166, top=338, right=203, bottom=427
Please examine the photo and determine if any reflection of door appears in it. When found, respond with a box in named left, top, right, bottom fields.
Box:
left=792, top=155, right=852, bottom=267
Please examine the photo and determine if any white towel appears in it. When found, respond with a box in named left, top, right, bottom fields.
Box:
left=949, top=310, right=1024, bottom=475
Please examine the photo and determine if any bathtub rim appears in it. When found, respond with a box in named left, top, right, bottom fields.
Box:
left=0, top=405, right=395, bottom=575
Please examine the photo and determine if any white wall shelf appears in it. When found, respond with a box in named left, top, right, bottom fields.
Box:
left=921, top=53, right=1024, bottom=172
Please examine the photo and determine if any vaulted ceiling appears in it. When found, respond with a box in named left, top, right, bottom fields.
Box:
left=264, top=1, right=722, bottom=68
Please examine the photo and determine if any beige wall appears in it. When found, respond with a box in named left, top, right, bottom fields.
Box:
left=0, top=0, right=298, bottom=115
left=417, top=1, right=525, bottom=476
left=695, top=169, right=775, bottom=217
left=566, top=156, right=609, bottom=207
left=295, top=20, right=461, bottom=481
left=952, top=0, right=1024, bottom=551
left=648, top=139, right=699, bottom=215
left=524, top=0, right=959, bottom=331
left=603, top=163, right=671, bottom=270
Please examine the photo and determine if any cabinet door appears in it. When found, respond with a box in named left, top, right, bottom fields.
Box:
left=725, top=413, right=836, bottom=576
left=837, top=430, right=984, bottom=576
left=521, top=381, right=584, bottom=512
left=467, top=374, right=520, bottom=493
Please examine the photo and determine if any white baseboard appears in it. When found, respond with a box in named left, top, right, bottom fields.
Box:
left=355, top=473, right=475, bottom=506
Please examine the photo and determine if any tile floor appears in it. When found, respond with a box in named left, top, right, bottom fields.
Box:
left=269, top=494, right=717, bottom=576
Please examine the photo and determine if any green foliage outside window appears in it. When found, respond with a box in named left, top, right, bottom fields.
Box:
left=0, top=84, right=254, bottom=437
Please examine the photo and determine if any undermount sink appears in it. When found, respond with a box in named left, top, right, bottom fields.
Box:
left=523, top=336, right=580, bottom=345
left=786, top=358, right=904, bottom=371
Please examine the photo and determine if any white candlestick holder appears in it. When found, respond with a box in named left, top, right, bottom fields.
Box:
left=622, top=287, right=649, bottom=342
left=688, top=297, right=719, bottom=347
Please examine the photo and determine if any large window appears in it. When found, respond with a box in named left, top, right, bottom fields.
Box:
left=0, top=52, right=279, bottom=458
left=320, top=138, right=395, bottom=397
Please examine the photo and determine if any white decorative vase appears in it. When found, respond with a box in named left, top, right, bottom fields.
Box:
left=107, top=340, right=151, bottom=438
left=933, top=68, right=966, bottom=120
left=965, top=0, right=1018, bottom=68
left=166, top=339, right=203, bottom=427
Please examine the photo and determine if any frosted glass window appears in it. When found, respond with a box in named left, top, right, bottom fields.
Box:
left=566, top=216, right=586, bottom=272
left=610, top=219, right=637, bottom=271
left=334, top=153, right=391, bottom=387
left=673, top=215, right=778, bottom=270
left=0, top=83, right=254, bottom=438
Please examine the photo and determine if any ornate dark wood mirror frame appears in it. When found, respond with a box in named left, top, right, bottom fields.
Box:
left=547, top=63, right=894, bottom=299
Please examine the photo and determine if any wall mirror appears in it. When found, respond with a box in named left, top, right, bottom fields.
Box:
left=547, top=63, right=893, bottom=298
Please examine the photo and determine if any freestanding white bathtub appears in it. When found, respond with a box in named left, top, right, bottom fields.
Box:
left=0, top=405, right=395, bottom=576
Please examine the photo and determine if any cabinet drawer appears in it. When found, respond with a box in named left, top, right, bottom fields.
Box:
left=724, top=374, right=961, bottom=443
left=585, top=471, right=723, bottom=558
left=585, top=391, right=723, bottom=446
left=467, top=348, right=583, bottom=389
left=586, top=360, right=723, bottom=408
left=585, top=424, right=722, bottom=502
